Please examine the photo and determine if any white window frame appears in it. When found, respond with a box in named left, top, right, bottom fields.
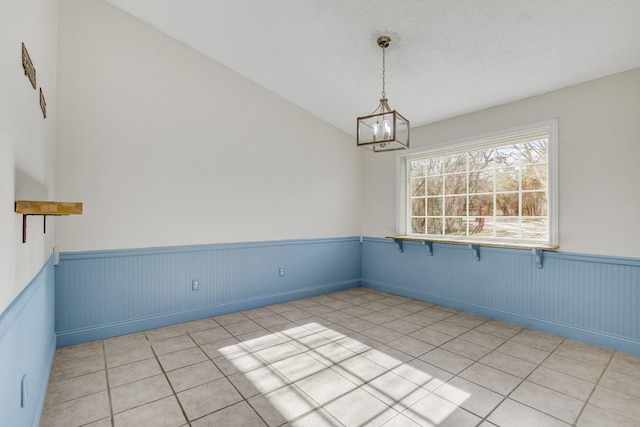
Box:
left=396, top=119, right=558, bottom=247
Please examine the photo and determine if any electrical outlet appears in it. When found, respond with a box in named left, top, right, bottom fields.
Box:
left=192, top=280, right=200, bottom=291
left=278, top=268, right=284, bottom=277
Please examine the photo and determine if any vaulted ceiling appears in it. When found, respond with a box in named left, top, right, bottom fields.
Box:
left=106, top=0, right=640, bottom=136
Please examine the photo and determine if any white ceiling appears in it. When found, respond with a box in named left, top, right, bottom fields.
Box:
left=106, top=0, right=640, bottom=136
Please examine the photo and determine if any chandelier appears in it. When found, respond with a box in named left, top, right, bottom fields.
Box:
left=357, top=36, right=410, bottom=152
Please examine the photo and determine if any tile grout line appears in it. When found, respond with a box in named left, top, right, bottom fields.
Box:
left=158, top=307, right=303, bottom=425
left=101, top=340, right=115, bottom=427
left=239, top=313, right=407, bottom=426
left=146, top=330, right=193, bottom=427
left=278, top=298, right=473, bottom=422
left=478, top=335, right=572, bottom=425
left=385, top=311, right=499, bottom=422
left=433, top=316, right=616, bottom=424
left=199, top=307, right=281, bottom=427
left=225, top=307, right=390, bottom=424
left=43, top=289, right=640, bottom=426
left=571, top=349, right=615, bottom=426
left=292, top=308, right=455, bottom=422
left=381, top=310, right=576, bottom=424
left=190, top=303, right=606, bottom=425
left=155, top=298, right=529, bottom=424
left=346, top=297, right=499, bottom=423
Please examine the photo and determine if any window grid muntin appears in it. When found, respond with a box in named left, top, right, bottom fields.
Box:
left=409, top=138, right=549, bottom=242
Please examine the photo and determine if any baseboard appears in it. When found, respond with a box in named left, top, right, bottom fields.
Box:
left=362, top=278, right=640, bottom=356
left=57, top=279, right=360, bottom=347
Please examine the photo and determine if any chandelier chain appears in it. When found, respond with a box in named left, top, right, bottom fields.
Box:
left=381, top=46, right=386, bottom=99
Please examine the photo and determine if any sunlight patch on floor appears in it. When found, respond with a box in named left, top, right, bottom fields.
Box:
left=219, top=322, right=470, bottom=425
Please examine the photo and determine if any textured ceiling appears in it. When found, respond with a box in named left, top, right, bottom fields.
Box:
left=106, top=0, right=640, bottom=136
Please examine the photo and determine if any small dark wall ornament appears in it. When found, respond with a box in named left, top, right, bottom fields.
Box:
left=39, top=88, right=47, bottom=119
left=22, top=42, right=36, bottom=89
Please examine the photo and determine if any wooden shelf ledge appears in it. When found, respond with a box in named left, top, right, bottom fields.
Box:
left=15, top=200, right=83, bottom=243
left=15, top=200, right=83, bottom=215
left=385, top=235, right=559, bottom=269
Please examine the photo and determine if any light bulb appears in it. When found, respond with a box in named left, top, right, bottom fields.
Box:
left=372, top=121, right=380, bottom=142
left=383, top=119, right=392, bottom=140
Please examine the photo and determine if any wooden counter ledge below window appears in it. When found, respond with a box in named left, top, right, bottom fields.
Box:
left=385, top=235, right=559, bottom=268
left=385, top=235, right=559, bottom=251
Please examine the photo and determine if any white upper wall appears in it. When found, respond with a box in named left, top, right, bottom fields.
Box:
left=362, top=67, right=640, bottom=258
left=0, top=0, right=58, bottom=311
left=55, top=0, right=363, bottom=252
left=3, top=2, right=637, bottom=312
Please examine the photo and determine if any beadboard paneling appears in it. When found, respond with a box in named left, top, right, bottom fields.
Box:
left=362, top=237, right=640, bottom=355
left=530, top=252, right=640, bottom=348
left=0, top=257, right=56, bottom=427
left=55, top=238, right=361, bottom=346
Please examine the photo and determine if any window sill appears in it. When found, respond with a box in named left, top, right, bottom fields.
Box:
left=385, top=235, right=559, bottom=268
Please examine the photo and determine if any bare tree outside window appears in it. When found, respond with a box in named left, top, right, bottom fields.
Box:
left=409, top=135, right=549, bottom=242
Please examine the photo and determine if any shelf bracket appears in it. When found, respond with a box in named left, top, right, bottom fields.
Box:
left=422, top=241, right=433, bottom=256
left=469, top=244, right=480, bottom=261
left=392, top=238, right=404, bottom=253
left=22, top=214, right=49, bottom=243
left=532, top=249, right=543, bottom=269
left=22, top=214, right=27, bottom=243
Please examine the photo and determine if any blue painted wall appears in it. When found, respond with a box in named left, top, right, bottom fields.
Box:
left=0, top=257, right=56, bottom=427
left=361, top=237, right=640, bottom=356
left=3, top=235, right=640, bottom=427
left=55, top=237, right=362, bottom=347
left=54, top=236, right=640, bottom=355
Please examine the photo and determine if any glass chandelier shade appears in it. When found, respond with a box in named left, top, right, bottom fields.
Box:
left=357, top=36, right=410, bottom=152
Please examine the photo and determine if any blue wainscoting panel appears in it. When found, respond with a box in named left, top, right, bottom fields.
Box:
left=361, top=237, right=640, bottom=356
left=0, top=257, right=56, bottom=427
left=530, top=252, right=640, bottom=352
left=55, top=237, right=361, bottom=347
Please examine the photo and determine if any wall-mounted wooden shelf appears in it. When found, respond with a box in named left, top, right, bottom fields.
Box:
left=15, top=200, right=83, bottom=243
left=386, top=235, right=559, bottom=269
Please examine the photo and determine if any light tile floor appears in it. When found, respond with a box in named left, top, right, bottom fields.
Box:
left=41, top=288, right=640, bottom=426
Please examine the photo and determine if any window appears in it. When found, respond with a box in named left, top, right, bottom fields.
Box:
left=397, top=119, right=557, bottom=246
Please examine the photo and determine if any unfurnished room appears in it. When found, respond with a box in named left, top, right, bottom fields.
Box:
left=2, top=1, right=640, bottom=426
